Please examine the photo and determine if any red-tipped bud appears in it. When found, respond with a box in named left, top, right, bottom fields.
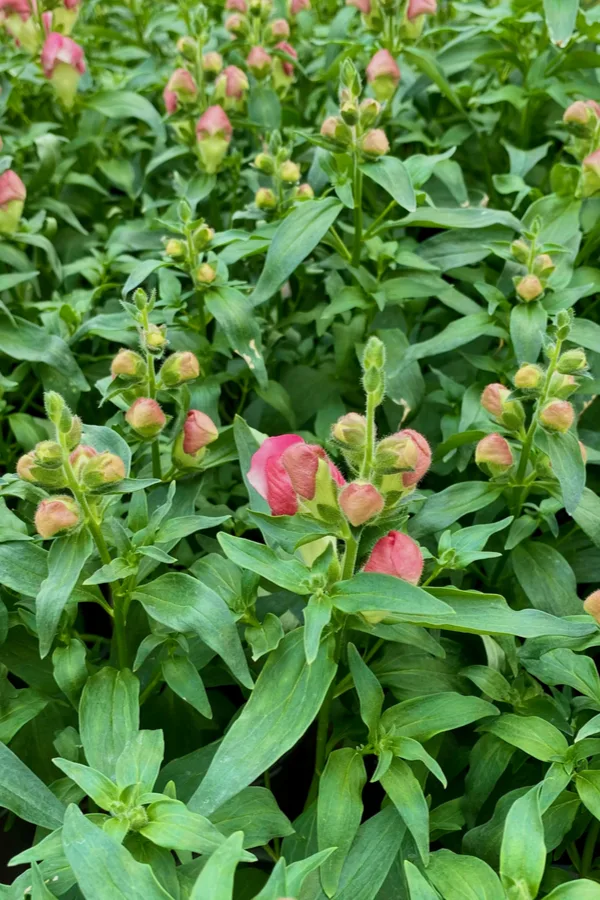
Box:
left=475, top=433, right=513, bottom=472
left=159, top=351, right=200, bottom=387
left=202, top=51, right=223, bottom=74
left=481, top=383, right=510, bottom=417
left=274, top=41, right=297, bottom=77
left=584, top=590, right=600, bottom=624
left=366, top=49, right=400, bottom=101
left=364, top=531, right=424, bottom=584
left=279, top=160, right=300, bottom=183
left=582, top=149, right=600, bottom=197
left=407, top=0, right=436, bottom=17
left=110, top=348, right=145, bottom=380
left=196, top=106, right=233, bottom=174
left=163, top=68, right=197, bottom=114
left=533, top=253, right=555, bottom=277
left=247, top=45, right=272, bottom=77
left=375, top=433, right=419, bottom=474
left=320, top=116, right=340, bottom=139
left=564, top=100, right=592, bottom=126
left=125, top=398, right=166, bottom=438
left=35, top=495, right=80, bottom=539
left=290, top=0, right=309, bottom=12
left=80, top=451, right=126, bottom=487
left=69, top=444, right=97, bottom=477
left=361, top=129, right=389, bottom=157
left=0, top=169, right=26, bottom=235
left=514, top=364, right=543, bottom=390
left=295, top=183, right=314, bottom=200
left=395, top=429, right=431, bottom=487
left=347, top=0, right=371, bottom=13
left=215, top=65, right=249, bottom=104
left=226, top=0, right=246, bottom=9
left=339, top=482, right=384, bottom=526
left=182, top=410, right=218, bottom=454
left=516, top=274, right=543, bottom=303
left=269, top=17, right=290, bottom=38
left=225, top=12, right=245, bottom=33
left=255, top=187, right=277, bottom=209
left=332, top=412, right=367, bottom=448
left=41, top=33, right=85, bottom=107
left=540, top=400, right=575, bottom=433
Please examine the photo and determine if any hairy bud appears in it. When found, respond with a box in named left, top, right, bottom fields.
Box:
left=165, top=239, right=186, bottom=259
left=339, top=481, right=384, bottom=526
left=364, top=531, right=424, bottom=584
left=583, top=589, right=600, bottom=624
left=516, top=274, right=543, bottom=303
left=557, top=348, right=587, bottom=375
left=540, top=400, right=575, bottom=433
left=182, top=410, right=219, bottom=454
left=159, top=351, right=200, bottom=387
left=255, top=152, right=275, bottom=174
left=361, top=129, right=390, bottom=157
left=111, top=348, right=145, bottom=380
left=510, top=239, right=530, bottom=264
left=279, top=160, right=300, bottom=183
left=35, top=496, right=80, bottom=539
left=16, top=453, right=37, bottom=482
left=332, top=412, right=367, bottom=448
left=81, top=451, right=126, bottom=487
left=34, top=440, right=64, bottom=469
left=295, top=183, right=314, bottom=200
left=196, top=263, right=217, bottom=284
left=247, top=45, right=272, bottom=77
left=475, top=433, right=513, bottom=473
left=533, top=254, right=555, bottom=277
left=481, top=383, right=511, bottom=417
left=375, top=433, right=418, bottom=474
left=514, top=364, right=543, bottom=390
left=203, top=51, right=223, bottom=74
left=144, top=324, right=168, bottom=354
left=366, top=49, right=400, bottom=101
left=125, top=398, right=166, bottom=438
left=255, top=187, right=277, bottom=209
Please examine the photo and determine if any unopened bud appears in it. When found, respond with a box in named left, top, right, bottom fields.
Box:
left=320, top=116, right=340, bottom=140
left=225, top=13, right=245, bottom=33
left=177, top=36, right=197, bottom=60
left=34, top=441, right=64, bottom=469
left=44, top=391, right=66, bottom=424
left=247, top=45, right=272, bottom=78
left=366, top=49, right=400, bottom=102
left=110, top=348, right=146, bottom=380
left=279, top=160, right=300, bottom=183
left=202, top=51, right=223, bottom=74
left=475, top=433, right=513, bottom=473
left=159, top=351, right=200, bottom=387
left=255, top=152, right=275, bottom=174
left=363, top=336, right=386, bottom=370
left=339, top=482, right=384, bottom=526
left=196, top=263, right=217, bottom=284
left=35, top=496, right=80, bottom=539
left=514, top=364, right=543, bottom=390
left=269, top=18, right=290, bottom=39
left=165, top=239, right=186, bottom=259
left=295, top=183, right=314, bottom=200
left=69, top=444, right=98, bottom=477
left=134, top=288, right=148, bottom=310
left=481, top=383, right=510, bottom=417
left=582, top=149, right=600, bottom=198
left=359, top=97, right=381, bottom=127
left=364, top=531, right=424, bottom=585
left=193, top=224, right=214, bottom=250
left=516, top=274, right=543, bottom=303
left=172, top=432, right=207, bottom=470
left=64, top=415, right=82, bottom=452
left=144, top=324, right=168, bottom=353
left=557, top=348, right=587, bottom=375
left=125, top=398, right=166, bottom=438
left=540, top=400, right=575, bottom=433
left=182, top=409, right=219, bottom=454
left=375, top=433, right=418, bottom=474
left=16, top=453, right=37, bottom=482
left=255, top=187, right=277, bottom=210
left=361, top=129, right=389, bottom=157
left=340, top=101, right=359, bottom=125
left=533, top=253, right=554, bottom=277
left=584, top=589, right=600, bottom=624
left=332, top=412, right=367, bottom=448
left=510, top=239, right=530, bottom=264
left=549, top=372, right=578, bottom=399
left=81, top=451, right=126, bottom=487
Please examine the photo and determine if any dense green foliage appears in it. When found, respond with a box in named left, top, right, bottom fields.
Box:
left=2, top=0, right=600, bottom=896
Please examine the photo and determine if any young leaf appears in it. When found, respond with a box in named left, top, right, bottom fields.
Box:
left=161, top=654, right=212, bottom=719
left=500, top=785, right=546, bottom=899
left=427, top=849, right=505, bottom=900
left=381, top=692, right=498, bottom=742
left=115, top=730, right=164, bottom=794
left=140, top=799, right=238, bottom=856
left=36, top=529, right=93, bottom=658
left=510, top=302, right=547, bottom=364
left=360, top=157, right=416, bottom=212
left=404, top=861, right=441, bottom=900
left=217, top=533, right=312, bottom=595
left=52, top=759, right=120, bottom=808
left=317, top=748, right=366, bottom=897
left=347, top=642, right=384, bottom=736
left=0, top=742, right=65, bottom=830
left=79, top=667, right=140, bottom=780
left=483, top=714, right=569, bottom=762
left=189, top=831, right=245, bottom=900
left=381, top=757, right=430, bottom=864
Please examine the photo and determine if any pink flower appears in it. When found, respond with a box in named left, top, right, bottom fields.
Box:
left=0, top=170, right=26, bottom=207
left=163, top=67, right=197, bottom=114
left=0, top=0, right=31, bottom=22
left=225, top=0, right=246, bottom=9
left=275, top=41, right=297, bottom=76
left=339, top=482, right=384, bottom=526
left=182, top=410, right=218, bottom=454
left=270, top=18, right=290, bottom=38
left=35, top=496, right=80, bottom=539
left=290, top=0, right=310, bottom=12
left=125, top=398, right=166, bottom=439
left=215, top=65, right=249, bottom=100
left=481, top=383, right=510, bottom=418
left=393, top=428, right=431, bottom=487
left=196, top=105, right=233, bottom=141
left=364, top=531, right=424, bottom=584
left=346, top=0, right=371, bottom=12
left=366, top=49, right=400, bottom=84
left=475, top=433, right=513, bottom=470
left=247, top=46, right=272, bottom=77
left=41, top=32, right=85, bottom=77
left=407, top=0, right=437, bottom=18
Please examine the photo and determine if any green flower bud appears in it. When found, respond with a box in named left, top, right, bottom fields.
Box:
left=363, top=336, right=386, bottom=370
left=255, top=152, right=275, bottom=174
left=80, top=452, right=126, bottom=488
left=144, top=324, right=168, bottom=354
left=510, top=239, right=530, bottom=264
left=331, top=412, right=367, bottom=448
left=125, top=398, right=166, bottom=438
left=159, top=351, right=201, bottom=387
left=34, top=440, right=64, bottom=469
left=196, top=263, right=217, bottom=284
left=557, top=348, right=587, bottom=375
left=165, top=239, right=186, bottom=259
left=514, top=364, right=544, bottom=390
left=255, top=187, right=277, bottom=210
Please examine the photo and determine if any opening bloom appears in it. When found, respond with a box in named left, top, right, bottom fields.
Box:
left=196, top=106, right=233, bottom=173
left=41, top=33, right=85, bottom=107
left=163, top=68, right=197, bottom=114
left=0, top=169, right=26, bottom=235
left=339, top=482, right=384, bottom=526
left=364, top=531, right=424, bottom=584
left=182, top=410, right=219, bottom=455
left=366, top=50, right=400, bottom=102
left=407, top=0, right=437, bottom=18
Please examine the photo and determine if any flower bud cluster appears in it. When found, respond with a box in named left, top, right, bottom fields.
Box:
left=509, top=237, right=556, bottom=304
left=320, top=59, right=390, bottom=159
left=345, top=0, right=436, bottom=44
left=163, top=211, right=216, bottom=286
left=560, top=100, right=600, bottom=198
left=253, top=139, right=313, bottom=214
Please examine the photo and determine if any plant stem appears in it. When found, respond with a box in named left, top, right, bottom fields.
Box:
left=351, top=152, right=363, bottom=267
left=341, top=534, right=359, bottom=581
left=582, top=819, right=600, bottom=876
left=360, top=390, right=377, bottom=480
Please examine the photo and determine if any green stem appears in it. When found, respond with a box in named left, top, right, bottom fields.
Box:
left=422, top=565, right=443, bottom=587
left=360, top=391, right=377, bottom=480
left=582, top=819, right=599, bottom=876
left=351, top=152, right=363, bottom=267
left=151, top=441, right=162, bottom=481
left=364, top=199, right=396, bottom=241
left=341, top=534, right=359, bottom=581
left=328, top=226, right=352, bottom=261
left=140, top=666, right=163, bottom=705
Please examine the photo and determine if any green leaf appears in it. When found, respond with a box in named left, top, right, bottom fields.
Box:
left=133, top=573, right=252, bottom=688
left=574, top=487, right=600, bottom=547
left=333, top=805, right=406, bottom=900
left=390, top=206, right=521, bottom=232
left=511, top=542, right=580, bottom=616
left=154, top=514, right=230, bottom=544
left=545, top=882, right=600, bottom=899
left=87, top=91, right=165, bottom=139
left=0, top=742, right=65, bottom=830
left=0, top=270, right=39, bottom=292
left=81, top=424, right=131, bottom=476
left=404, top=860, right=441, bottom=900
left=205, top=287, right=268, bottom=387
left=217, top=533, right=312, bottom=595
left=79, top=667, right=140, bottom=780
left=140, top=798, right=236, bottom=855
left=318, top=748, right=366, bottom=897
left=36, top=529, right=93, bottom=658
left=543, top=0, right=578, bottom=46
left=360, top=157, right=416, bottom=212
left=62, top=805, right=172, bottom=899
left=394, top=736, right=447, bottom=787
left=30, top=862, right=57, bottom=899
left=162, top=655, right=211, bottom=718
left=249, top=198, right=343, bottom=306
left=188, top=629, right=336, bottom=816
left=535, top=428, right=585, bottom=515
left=248, top=85, right=281, bottom=129
left=500, top=785, right=545, bottom=899
left=0, top=687, right=48, bottom=743
left=404, top=46, right=465, bottom=113
left=189, top=831, right=245, bottom=900
left=427, top=849, right=505, bottom=900
left=403, top=314, right=506, bottom=364
left=52, top=638, right=88, bottom=706
left=409, top=483, right=503, bottom=538
left=0, top=314, right=87, bottom=391
left=304, top=593, right=333, bottom=664
left=331, top=572, right=454, bottom=622
left=381, top=757, right=429, bottom=864
left=524, top=648, right=600, bottom=706
left=84, top=557, right=136, bottom=585
left=575, top=770, right=600, bottom=820
left=381, top=692, right=498, bottom=742
left=210, top=786, right=294, bottom=849
left=483, top=714, right=569, bottom=761
left=510, top=302, right=547, bottom=364
left=53, top=759, right=119, bottom=808
left=115, top=730, right=164, bottom=794
left=348, top=642, right=384, bottom=736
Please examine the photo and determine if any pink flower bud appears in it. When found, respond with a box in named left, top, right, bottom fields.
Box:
left=0, top=0, right=32, bottom=21
left=275, top=41, right=297, bottom=76
left=81, top=451, right=126, bottom=487
left=247, top=46, right=272, bottom=77
left=394, top=429, right=431, bottom=487
left=364, top=531, right=424, bottom=584
left=296, top=183, right=314, bottom=200
left=35, top=495, right=80, bottom=539
left=321, top=116, right=340, bottom=139
left=196, top=106, right=233, bottom=173
left=366, top=50, right=400, bottom=101
left=514, top=364, right=543, bottom=390
left=582, top=148, right=600, bottom=197
left=69, top=444, right=98, bottom=465
left=110, top=348, right=145, bottom=380
left=584, top=590, right=600, bottom=624
left=563, top=100, right=592, bottom=126
left=346, top=0, right=371, bottom=14
left=332, top=412, right=367, bottom=448
left=475, top=433, right=513, bottom=471
left=41, top=32, right=85, bottom=77
left=163, top=68, right=197, bottom=114
left=182, top=410, right=218, bottom=454
left=516, top=274, right=543, bottom=303
left=159, top=351, right=200, bottom=387
left=339, top=482, right=384, bottom=526
left=203, top=51, right=223, bottom=74
left=225, top=12, right=244, bottom=33
left=280, top=442, right=327, bottom=500
left=256, top=187, right=277, bottom=209
left=215, top=65, right=249, bottom=101
left=196, top=262, right=217, bottom=283
left=279, top=160, right=300, bottom=183
left=42, top=9, right=52, bottom=32
left=290, top=0, right=309, bottom=13
left=407, top=0, right=437, bottom=18
left=248, top=434, right=304, bottom=516
left=0, top=169, right=26, bottom=234
left=361, top=128, right=390, bottom=156
left=226, top=0, right=246, bottom=9
left=125, top=398, right=166, bottom=438
left=269, top=18, right=290, bottom=38
left=540, top=400, right=575, bottom=433
left=481, top=383, right=510, bottom=417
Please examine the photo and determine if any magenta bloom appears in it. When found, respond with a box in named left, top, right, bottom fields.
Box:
left=407, top=0, right=437, bottom=18
left=0, top=170, right=26, bottom=207
left=364, top=531, right=424, bottom=584
left=163, top=68, right=197, bottom=114
left=196, top=105, right=233, bottom=141
left=41, top=32, right=85, bottom=77
left=0, top=0, right=32, bottom=21
left=275, top=41, right=297, bottom=77
left=366, top=49, right=400, bottom=84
